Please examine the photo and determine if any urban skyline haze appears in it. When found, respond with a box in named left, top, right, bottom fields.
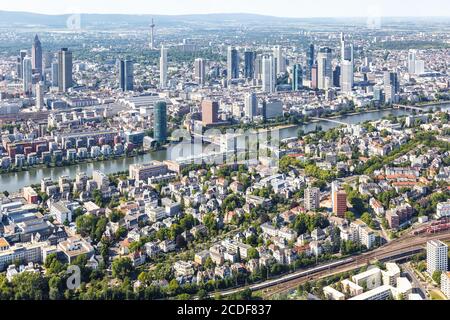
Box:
left=1, top=0, right=450, bottom=18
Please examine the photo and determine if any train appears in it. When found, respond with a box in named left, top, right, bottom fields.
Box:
left=413, top=218, right=450, bottom=236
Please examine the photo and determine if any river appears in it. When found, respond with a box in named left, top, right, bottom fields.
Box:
left=2, top=104, right=449, bottom=193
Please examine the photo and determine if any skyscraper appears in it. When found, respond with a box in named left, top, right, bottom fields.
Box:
left=317, top=47, right=333, bottom=90
left=306, top=44, right=315, bottom=81
left=244, top=50, right=255, bottom=79
left=17, top=50, right=28, bottom=79
left=273, top=45, right=286, bottom=75
left=119, top=59, right=134, bottom=91
left=35, top=81, right=44, bottom=110
left=22, top=56, right=33, bottom=94
left=262, top=55, right=276, bottom=93
left=244, top=92, right=258, bottom=119
left=154, top=101, right=167, bottom=143
left=160, top=45, right=168, bottom=89
left=384, top=70, right=400, bottom=104
left=292, top=64, right=303, bottom=91
left=58, top=48, right=73, bottom=93
left=408, top=49, right=417, bottom=74
left=201, top=100, right=219, bottom=126
left=341, top=60, right=354, bottom=94
left=194, top=58, right=206, bottom=85
left=51, top=62, right=59, bottom=87
left=311, top=65, right=318, bottom=90
left=31, top=34, right=43, bottom=76
left=254, top=55, right=262, bottom=80
left=341, top=33, right=354, bottom=63
left=227, top=46, right=239, bottom=80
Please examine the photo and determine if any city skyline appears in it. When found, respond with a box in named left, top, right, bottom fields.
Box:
left=1, top=0, right=450, bottom=18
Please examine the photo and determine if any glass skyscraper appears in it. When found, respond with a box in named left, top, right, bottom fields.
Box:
left=154, top=101, right=167, bottom=143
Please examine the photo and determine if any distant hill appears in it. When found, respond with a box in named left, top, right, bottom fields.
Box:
left=0, top=10, right=448, bottom=29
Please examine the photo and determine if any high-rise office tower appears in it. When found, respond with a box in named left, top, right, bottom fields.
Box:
left=311, top=65, right=318, bottom=90
left=341, top=60, right=354, bottom=94
left=227, top=46, right=239, bottom=80
left=244, top=92, right=258, bottom=119
left=58, top=48, right=73, bottom=93
left=194, top=58, right=206, bottom=85
left=415, top=60, right=425, bottom=75
left=341, top=33, right=354, bottom=63
left=408, top=49, right=417, bottom=74
left=160, top=45, right=168, bottom=89
left=51, top=62, right=59, bottom=87
left=201, top=100, right=219, bottom=126
left=119, top=59, right=134, bottom=91
left=17, top=50, right=28, bottom=79
left=427, top=240, right=448, bottom=275
left=304, top=187, right=320, bottom=211
left=273, top=45, right=286, bottom=75
left=244, top=50, right=255, bottom=79
left=262, top=55, right=276, bottom=93
left=154, top=101, right=167, bottom=143
left=31, top=34, right=43, bottom=75
left=306, top=44, right=315, bottom=81
left=333, top=66, right=341, bottom=87
left=317, top=47, right=333, bottom=90
left=22, top=56, right=33, bottom=94
left=254, top=55, right=262, bottom=80
left=35, top=81, right=44, bottom=110
left=384, top=70, right=400, bottom=104
left=292, top=64, right=303, bottom=91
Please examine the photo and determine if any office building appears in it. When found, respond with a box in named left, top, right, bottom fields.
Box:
left=427, top=240, right=448, bottom=275
left=202, top=100, right=219, bottom=125
left=154, top=101, right=167, bottom=143
left=408, top=50, right=417, bottom=74
left=306, top=44, right=315, bottom=81
left=194, top=58, right=206, bottom=85
left=244, top=50, right=255, bottom=79
left=317, top=47, right=333, bottom=90
left=341, top=60, right=354, bottom=93
left=244, top=92, right=258, bottom=118
left=31, top=34, right=43, bottom=76
left=262, top=55, right=276, bottom=93
left=58, top=48, right=73, bottom=92
left=119, top=59, right=134, bottom=91
left=35, top=81, right=44, bottom=110
left=304, top=187, right=320, bottom=211
left=311, top=65, right=318, bottom=89
left=273, top=45, right=286, bottom=75
left=51, top=62, right=59, bottom=87
left=227, top=46, right=239, bottom=80
left=17, top=50, right=27, bottom=79
left=160, top=45, right=168, bottom=89
left=384, top=70, right=400, bottom=104
left=22, top=56, right=33, bottom=94
left=129, top=161, right=169, bottom=182
left=292, top=64, right=303, bottom=91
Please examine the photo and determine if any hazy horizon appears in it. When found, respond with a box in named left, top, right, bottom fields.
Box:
left=1, top=0, right=450, bottom=18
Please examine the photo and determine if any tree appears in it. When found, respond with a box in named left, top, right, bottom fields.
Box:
left=345, top=211, right=356, bottom=222
left=112, top=257, right=133, bottom=280
left=11, top=272, right=49, bottom=300
left=432, top=271, right=442, bottom=285
left=247, top=248, right=260, bottom=260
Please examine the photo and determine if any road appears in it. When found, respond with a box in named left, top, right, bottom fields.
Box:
left=213, top=231, right=450, bottom=298
left=403, top=262, right=428, bottom=299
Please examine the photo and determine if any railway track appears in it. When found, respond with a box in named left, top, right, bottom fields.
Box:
left=262, top=232, right=450, bottom=298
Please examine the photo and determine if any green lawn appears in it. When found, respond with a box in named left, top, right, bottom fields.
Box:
left=429, top=289, right=446, bottom=300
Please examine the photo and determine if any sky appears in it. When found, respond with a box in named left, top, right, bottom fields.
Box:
left=1, top=0, right=449, bottom=18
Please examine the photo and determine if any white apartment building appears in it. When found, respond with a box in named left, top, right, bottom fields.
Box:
left=437, top=202, right=450, bottom=219
left=427, top=240, right=448, bottom=275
